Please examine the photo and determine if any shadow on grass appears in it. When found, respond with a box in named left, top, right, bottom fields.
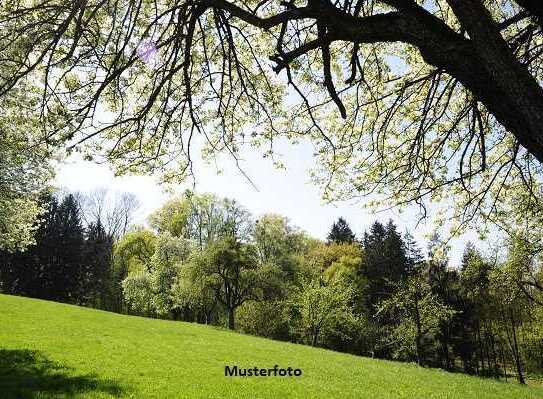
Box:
left=0, top=349, right=124, bottom=398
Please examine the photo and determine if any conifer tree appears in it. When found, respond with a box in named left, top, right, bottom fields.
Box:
left=327, top=217, right=356, bottom=244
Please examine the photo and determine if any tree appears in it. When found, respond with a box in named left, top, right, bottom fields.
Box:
left=0, top=194, right=87, bottom=303
left=252, top=214, right=306, bottom=279
left=193, top=237, right=261, bottom=330
left=0, top=89, right=53, bottom=252
left=504, top=234, right=543, bottom=305
left=376, top=270, right=457, bottom=366
left=148, top=233, right=193, bottom=315
left=114, top=229, right=157, bottom=274
left=2, top=2, right=543, bottom=232
left=79, top=189, right=140, bottom=240
left=172, top=255, right=219, bottom=324
left=111, top=229, right=157, bottom=312
left=42, top=194, right=87, bottom=302
left=362, top=220, right=407, bottom=310
left=327, top=217, right=356, bottom=244
left=149, top=192, right=252, bottom=249
left=81, top=219, right=114, bottom=308
left=404, top=232, right=424, bottom=276
left=490, top=264, right=530, bottom=384
left=121, top=271, right=154, bottom=316
left=121, top=233, right=192, bottom=317
left=292, top=278, right=356, bottom=347
left=459, top=245, right=499, bottom=377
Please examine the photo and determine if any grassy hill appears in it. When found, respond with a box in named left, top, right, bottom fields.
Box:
left=0, top=294, right=541, bottom=399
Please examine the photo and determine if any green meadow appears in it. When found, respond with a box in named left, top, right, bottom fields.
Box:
left=0, top=294, right=540, bottom=398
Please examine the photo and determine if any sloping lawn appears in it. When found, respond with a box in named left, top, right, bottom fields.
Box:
left=0, top=294, right=540, bottom=398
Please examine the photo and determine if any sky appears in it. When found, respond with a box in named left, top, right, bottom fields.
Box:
left=55, top=138, right=482, bottom=268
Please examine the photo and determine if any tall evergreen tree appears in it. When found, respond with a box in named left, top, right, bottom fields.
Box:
left=327, top=217, right=356, bottom=244
left=82, top=219, right=114, bottom=308
left=49, top=194, right=86, bottom=302
left=404, top=232, right=423, bottom=276
left=362, top=220, right=407, bottom=310
left=0, top=194, right=86, bottom=303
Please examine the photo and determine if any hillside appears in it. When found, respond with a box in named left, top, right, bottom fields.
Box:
left=0, top=294, right=540, bottom=398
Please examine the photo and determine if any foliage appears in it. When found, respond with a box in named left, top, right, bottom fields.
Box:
left=2, top=1, right=543, bottom=239
left=291, top=278, right=356, bottom=347
left=149, top=191, right=252, bottom=248
left=113, top=229, right=157, bottom=274
left=362, top=220, right=407, bottom=310
left=0, top=89, right=54, bottom=251
left=121, top=271, right=155, bottom=315
left=121, top=233, right=192, bottom=316
left=327, top=217, right=356, bottom=244
left=252, top=213, right=306, bottom=278
left=237, top=300, right=291, bottom=340
left=171, top=255, right=218, bottom=324
left=4, top=189, right=543, bottom=385
left=376, top=272, right=457, bottom=365
left=189, top=237, right=262, bottom=329
left=0, top=194, right=113, bottom=306
left=305, top=241, right=362, bottom=275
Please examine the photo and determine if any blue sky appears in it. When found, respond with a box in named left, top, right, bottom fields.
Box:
left=55, top=137, right=483, bottom=267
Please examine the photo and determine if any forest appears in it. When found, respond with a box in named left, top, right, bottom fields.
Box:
left=1, top=190, right=542, bottom=385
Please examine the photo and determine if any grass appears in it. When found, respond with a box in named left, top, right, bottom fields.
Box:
left=0, top=294, right=541, bottom=398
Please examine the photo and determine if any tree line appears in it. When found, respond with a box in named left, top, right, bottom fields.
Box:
left=1, top=190, right=542, bottom=385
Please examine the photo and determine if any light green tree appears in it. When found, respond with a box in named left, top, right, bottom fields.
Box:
left=149, top=192, right=252, bottom=249
left=1, top=1, right=543, bottom=237
left=292, top=278, right=356, bottom=347
left=121, top=233, right=193, bottom=316
left=0, top=88, right=54, bottom=252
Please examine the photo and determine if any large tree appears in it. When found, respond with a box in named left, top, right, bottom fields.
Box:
left=362, top=220, right=407, bottom=309
left=194, top=237, right=262, bottom=329
left=2, top=1, right=543, bottom=231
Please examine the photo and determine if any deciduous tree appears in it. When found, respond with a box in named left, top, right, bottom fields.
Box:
left=3, top=2, right=543, bottom=231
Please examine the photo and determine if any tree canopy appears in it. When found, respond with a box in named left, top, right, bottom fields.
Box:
left=1, top=1, right=543, bottom=234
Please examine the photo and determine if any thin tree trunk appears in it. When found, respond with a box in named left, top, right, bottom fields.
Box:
left=414, top=292, right=423, bottom=366
left=500, top=344, right=508, bottom=382
left=228, top=308, right=235, bottom=330
left=311, top=329, right=319, bottom=347
left=477, top=322, right=485, bottom=375
left=509, top=310, right=526, bottom=385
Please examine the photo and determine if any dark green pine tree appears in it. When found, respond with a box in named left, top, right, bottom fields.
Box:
left=327, top=217, right=356, bottom=244
left=45, top=194, right=86, bottom=302
left=81, top=218, right=114, bottom=308
left=0, top=194, right=86, bottom=303
left=383, top=220, right=408, bottom=281
left=0, top=194, right=59, bottom=298
left=403, top=231, right=423, bottom=276
left=361, top=220, right=407, bottom=310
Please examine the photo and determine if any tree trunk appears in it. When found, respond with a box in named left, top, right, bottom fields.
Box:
left=509, top=311, right=526, bottom=385
left=414, top=294, right=423, bottom=366
left=311, top=330, right=319, bottom=347
left=444, top=0, right=543, bottom=162
left=477, top=322, right=485, bottom=375
left=228, top=308, right=235, bottom=330
left=500, top=344, right=508, bottom=382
